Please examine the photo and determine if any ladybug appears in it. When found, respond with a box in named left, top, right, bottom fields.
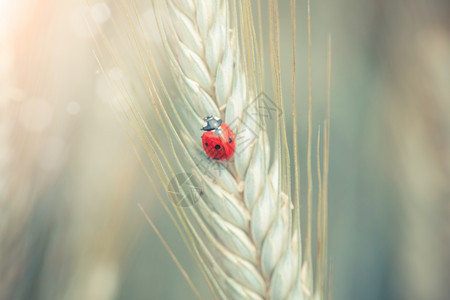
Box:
left=201, top=116, right=235, bottom=161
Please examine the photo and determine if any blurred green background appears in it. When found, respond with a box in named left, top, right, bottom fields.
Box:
left=1, top=0, right=449, bottom=299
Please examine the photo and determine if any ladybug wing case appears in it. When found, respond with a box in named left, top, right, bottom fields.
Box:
left=201, top=123, right=235, bottom=161
left=220, top=123, right=236, bottom=161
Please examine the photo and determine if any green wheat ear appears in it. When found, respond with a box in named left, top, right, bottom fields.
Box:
left=96, top=0, right=331, bottom=299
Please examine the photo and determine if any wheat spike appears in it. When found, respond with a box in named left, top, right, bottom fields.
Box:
left=145, top=1, right=302, bottom=299
left=96, top=0, right=332, bottom=298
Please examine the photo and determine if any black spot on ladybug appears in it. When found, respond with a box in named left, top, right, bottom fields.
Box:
left=228, top=138, right=232, bottom=143
left=215, top=145, right=221, bottom=150
left=205, top=143, right=208, bottom=146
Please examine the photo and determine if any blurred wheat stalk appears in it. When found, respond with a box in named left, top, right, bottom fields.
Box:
left=97, top=0, right=331, bottom=299
left=0, top=1, right=138, bottom=299
left=0, top=2, right=63, bottom=297
left=380, top=1, right=450, bottom=299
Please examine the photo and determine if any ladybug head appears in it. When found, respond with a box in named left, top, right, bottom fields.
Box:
left=201, top=115, right=223, bottom=132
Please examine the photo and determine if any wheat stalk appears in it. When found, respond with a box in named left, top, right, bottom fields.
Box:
left=148, top=1, right=302, bottom=299
left=380, top=2, right=450, bottom=298
left=97, top=0, right=330, bottom=299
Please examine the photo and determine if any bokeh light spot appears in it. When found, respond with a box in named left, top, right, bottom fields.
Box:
left=90, top=3, right=110, bottom=24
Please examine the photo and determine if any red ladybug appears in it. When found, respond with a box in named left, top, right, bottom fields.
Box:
left=201, top=116, right=235, bottom=161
